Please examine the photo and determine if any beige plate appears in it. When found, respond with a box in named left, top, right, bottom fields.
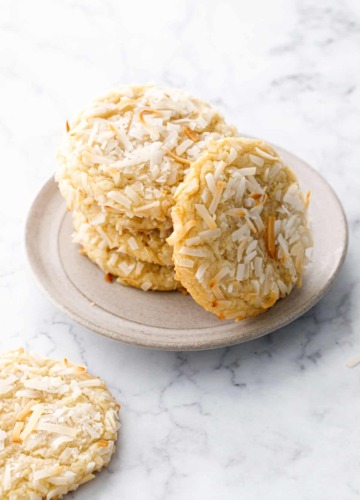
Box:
left=25, top=146, right=348, bottom=350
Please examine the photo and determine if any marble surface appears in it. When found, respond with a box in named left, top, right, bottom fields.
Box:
left=1, top=0, right=359, bottom=498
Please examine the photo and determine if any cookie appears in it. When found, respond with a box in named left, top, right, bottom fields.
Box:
left=56, top=85, right=237, bottom=230
left=169, top=137, right=312, bottom=320
left=73, top=217, right=180, bottom=291
left=73, top=210, right=173, bottom=266
left=0, top=349, right=120, bottom=500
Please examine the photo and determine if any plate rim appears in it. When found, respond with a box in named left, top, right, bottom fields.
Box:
left=25, top=147, right=349, bottom=351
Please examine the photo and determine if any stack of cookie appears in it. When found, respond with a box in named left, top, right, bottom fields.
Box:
left=56, top=84, right=312, bottom=320
left=56, top=85, right=236, bottom=291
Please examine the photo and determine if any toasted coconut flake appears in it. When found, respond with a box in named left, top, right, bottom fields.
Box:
left=277, top=279, right=288, bottom=295
left=236, top=263, right=245, bottom=282
left=66, top=121, right=70, bottom=133
left=236, top=237, right=249, bottom=262
left=250, top=192, right=268, bottom=206
left=36, top=422, right=78, bottom=437
left=226, top=147, right=237, bottom=164
left=78, top=378, right=103, bottom=388
left=167, top=219, right=197, bottom=245
left=245, top=216, right=257, bottom=234
left=184, top=126, right=200, bottom=142
left=278, top=233, right=290, bottom=259
left=177, top=257, right=194, bottom=268
left=0, top=385, right=12, bottom=396
left=244, top=250, right=257, bottom=264
left=205, top=173, right=216, bottom=195
left=210, top=267, right=230, bottom=286
left=107, top=191, right=132, bottom=209
left=165, top=148, right=191, bottom=166
left=249, top=154, right=264, bottom=167
left=179, top=246, right=207, bottom=257
left=254, top=257, right=263, bottom=277
left=128, top=236, right=139, bottom=250
left=133, top=200, right=160, bottom=213
left=174, top=177, right=199, bottom=200
left=258, top=193, right=268, bottom=206
left=213, top=160, right=226, bottom=182
left=17, top=400, right=37, bottom=422
left=305, top=190, right=311, bottom=208
left=227, top=208, right=247, bottom=217
left=79, top=473, right=95, bottom=486
left=138, top=108, right=163, bottom=125
left=183, top=177, right=199, bottom=196
left=51, top=435, right=75, bottom=449
left=195, top=204, right=217, bottom=230
left=33, top=466, right=63, bottom=481
left=15, top=389, right=41, bottom=399
left=176, top=139, right=193, bottom=156
left=198, top=228, right=221, bottom=240
left=268, top=163, right=281, bottom=178
left=211, top=284, right=225, bottom=299
left=261, top=291, right=278, bottom=309
left=250, top=192, right=263, bottom=201
left=48, top=476, right=73, bottom=486
left=104, top=205, right=121, bottom=214
left=195, top=261, right=209, bottom=281
left=0, top=429, right=7, bottom=449
left=209, top=180, right=225, bottom=214
left=20, top=405, right=44, bottom=441
left=231, top=224, right=249, bottom=242
left=4, top=463, right=11, bottom=491
left=97, top=439, right=109, bottom=447
left=141, top=281, right=152, bottom=291
left=185, top=235, right=201, bottom=246
left=251, top=280, right=260, bottom=294
left=124, top=185, right=140, bottom=204
left=254, top=147, right=278, bottom=160
left=12, top=421, right=24, bottom=442
left=117, top=99, right=136, bottom=111
left=235, top=176, right=246, bottom=204
left=246, top=239, right=258, bottom=255
left=266, top=216, right=276, bottom=259
left=239, top=167, right=257, bottom=176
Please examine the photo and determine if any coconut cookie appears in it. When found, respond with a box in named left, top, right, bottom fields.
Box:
left=0, top=349, right=120, bottom=500
left=73, top=217, right=180, bottom=291
left=56, top=84, right=236, bottom=230
left=169, top=137, right=312, bottom=320
left=73, top=211, right=173, bottom=266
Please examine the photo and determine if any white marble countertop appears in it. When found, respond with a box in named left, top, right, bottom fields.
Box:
left=1, top=0, right=359, bottom=498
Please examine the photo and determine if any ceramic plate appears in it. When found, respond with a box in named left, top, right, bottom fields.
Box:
left=25, top=145, right=348, bottom=350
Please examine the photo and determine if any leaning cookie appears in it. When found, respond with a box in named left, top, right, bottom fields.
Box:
left=0, top=349, right=120, bottom=500
left=73, top=218, right=180, bottom=291
left=56, top=84, right=237, bottom=231
left=73, top=210, right=173, bottom=266
left=168, top=137, right=312, bottom=320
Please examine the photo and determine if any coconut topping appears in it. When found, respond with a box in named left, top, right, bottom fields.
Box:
left=56, top=85, right=236, bottom=228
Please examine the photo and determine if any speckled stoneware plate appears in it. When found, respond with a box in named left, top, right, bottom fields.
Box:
left=25, top=145, right=348, bottom=350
